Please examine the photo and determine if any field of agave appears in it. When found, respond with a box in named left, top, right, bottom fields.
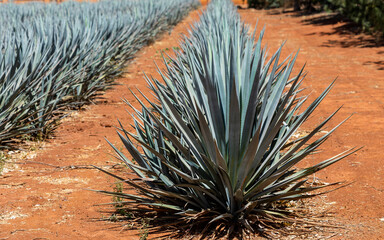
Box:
left=0, top=0, right=199, bottom=148
left=3, top=0, right=384, bottom=238
left=98, top=0, right=359, bottom=238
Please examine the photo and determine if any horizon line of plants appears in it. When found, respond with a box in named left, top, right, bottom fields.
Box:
left=98, top=0, right=357, bottom=238
left=0, top=0, right=199, bottom=148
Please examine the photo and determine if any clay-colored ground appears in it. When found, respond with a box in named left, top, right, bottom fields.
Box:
left=239, top=8, right=384, bottom=239
left=1, top=3, right=384, bottom=240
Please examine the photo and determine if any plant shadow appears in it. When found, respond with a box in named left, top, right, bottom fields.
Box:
left=363, top=61, right=384, bottom=71
left=302, top=13, right=383, bottom=48
left=264, top=9, right=384, bottom=71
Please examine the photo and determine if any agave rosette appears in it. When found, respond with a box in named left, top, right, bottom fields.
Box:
left=99, top=0, right=357, bottom=237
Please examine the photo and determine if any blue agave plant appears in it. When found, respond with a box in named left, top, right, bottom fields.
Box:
left=98, top=0, right=358, bottom=238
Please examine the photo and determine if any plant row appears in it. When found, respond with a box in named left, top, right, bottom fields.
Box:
left=100, top=0, right=356, bottom=238
left=0, top=0, right=199, bottom=148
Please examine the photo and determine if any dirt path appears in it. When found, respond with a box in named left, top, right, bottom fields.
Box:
left=1, top=4, right=384, bottom=240
left=0, top=9, right=201, bottom=240
left=239, top=8, right=384, bottom=239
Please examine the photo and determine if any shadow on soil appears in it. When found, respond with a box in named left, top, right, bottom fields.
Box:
left=264, top=9, right=384, bottom=71
left=264, top=8, right=383, bottom=47
left=301, top=13, right=383, bottom=48
left=363, top=61, right=384, bottom=71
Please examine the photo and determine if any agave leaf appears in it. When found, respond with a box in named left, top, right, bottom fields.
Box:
left=102, top=0, right=358, bottom=237
left=175, top=183, right=227, bottom=209
left=196, top=105, right=227, bottom=172
left=208, top=213, right=233, bottom=224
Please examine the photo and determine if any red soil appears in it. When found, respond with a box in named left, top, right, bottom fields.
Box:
left=239, top=8, right=384, bottom=239
left=1, top=5, right=384, bottom=240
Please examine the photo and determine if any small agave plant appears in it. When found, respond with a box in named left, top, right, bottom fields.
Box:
left=97, top=0, right=357, bottom=238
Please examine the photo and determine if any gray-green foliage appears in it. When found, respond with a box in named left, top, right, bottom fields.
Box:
left=0, top=0, right=199, bottom=147
left=99, top=0, right=356, bottom=237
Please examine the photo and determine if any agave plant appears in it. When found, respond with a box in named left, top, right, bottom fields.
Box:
left=0, top=0, right=199, bottom=148
left=98, top=0, right=357, bottom=237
